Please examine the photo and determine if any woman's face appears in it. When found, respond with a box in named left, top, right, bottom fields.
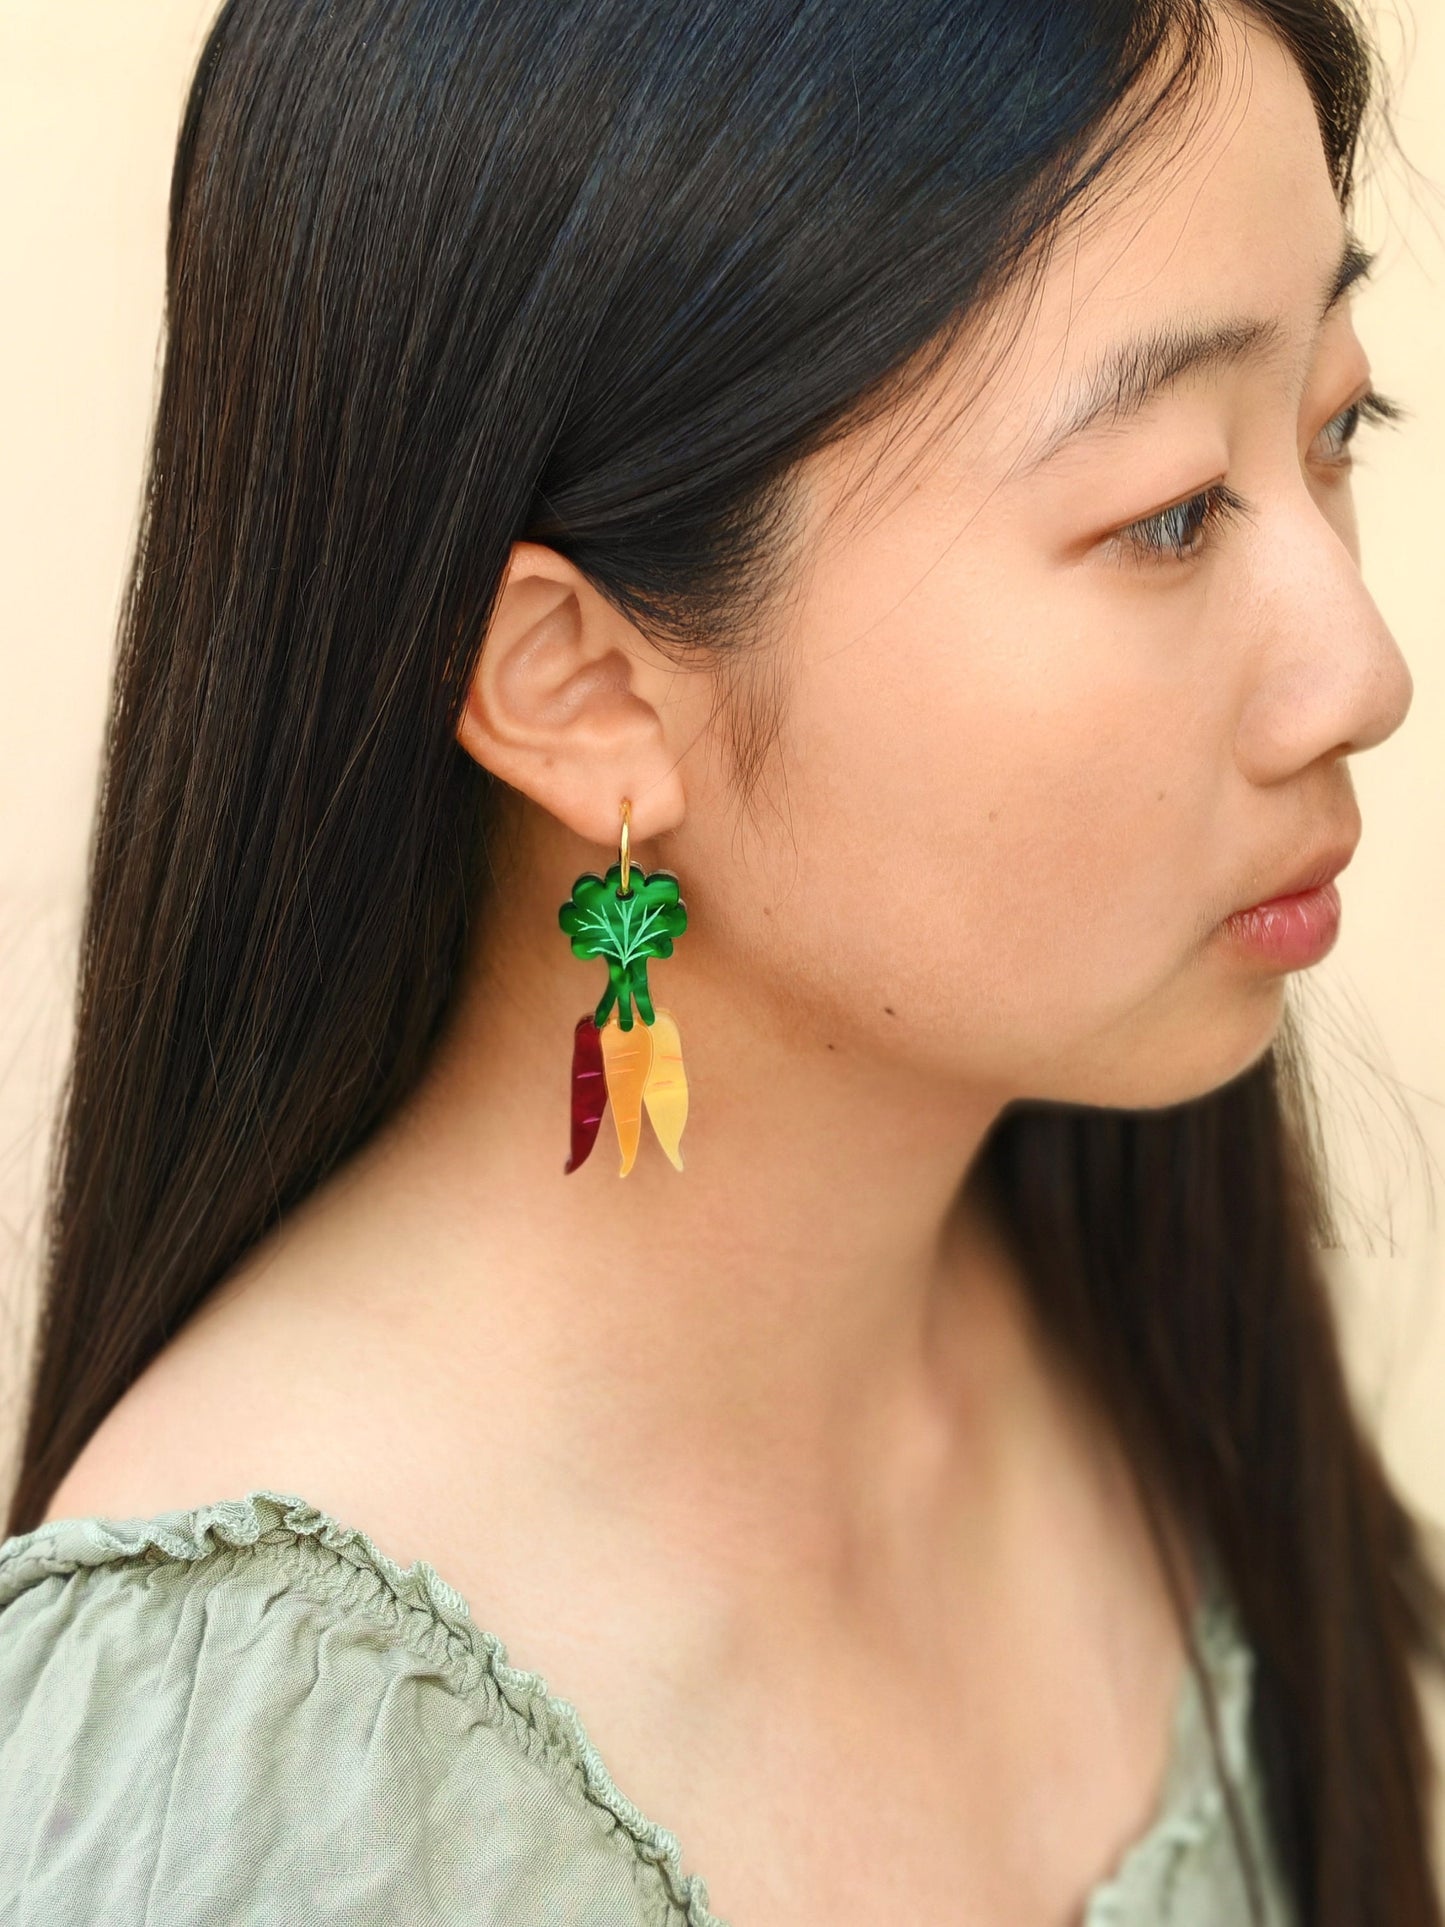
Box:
left=682, top=10, right=1412, bottom=1111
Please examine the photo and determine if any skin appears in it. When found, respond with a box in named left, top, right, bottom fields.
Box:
left=49, top=11, right=1412, bottom=1924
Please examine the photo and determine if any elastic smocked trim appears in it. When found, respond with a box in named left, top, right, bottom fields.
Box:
left=0, top=1487, right=725, bottom=1927
left=1082, top=1548, right=1258, bottom=1923
left=0, top=1488, right=1255, bottom=1927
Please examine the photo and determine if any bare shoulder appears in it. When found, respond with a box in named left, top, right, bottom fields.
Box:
left=33, top=1226, right=497, bottom=1625
left=40, top=1238, right=366, bottom=1531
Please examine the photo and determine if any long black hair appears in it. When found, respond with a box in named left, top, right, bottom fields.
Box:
left=8, top=2, right=1443, bottom=1920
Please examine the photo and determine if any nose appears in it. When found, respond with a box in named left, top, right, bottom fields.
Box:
left=1232, top=484, right=1414, bottom=784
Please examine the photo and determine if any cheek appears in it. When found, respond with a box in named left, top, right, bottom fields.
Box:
left=747, top=546, right=1236, bottom=1076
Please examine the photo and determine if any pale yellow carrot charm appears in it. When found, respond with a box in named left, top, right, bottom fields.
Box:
left=599, top=1010, right=655, bottom=1177
left=641, top=1006, right=689, bottom=1171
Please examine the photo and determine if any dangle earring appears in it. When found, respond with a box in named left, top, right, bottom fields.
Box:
left=557, top=798, right=690, bottom=1177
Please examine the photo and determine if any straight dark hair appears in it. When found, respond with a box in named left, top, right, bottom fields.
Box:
left=7, top=0, right=1443, bottom=1919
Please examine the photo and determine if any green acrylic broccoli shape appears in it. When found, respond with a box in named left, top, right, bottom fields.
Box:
left=558, top=862, right=687, bottom=1032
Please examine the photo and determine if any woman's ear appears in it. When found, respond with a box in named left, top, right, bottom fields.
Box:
left=454, top=541, right=689, bottom=847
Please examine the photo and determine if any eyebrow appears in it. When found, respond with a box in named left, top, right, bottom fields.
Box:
left=1017, top=228, right=1378, bottom=472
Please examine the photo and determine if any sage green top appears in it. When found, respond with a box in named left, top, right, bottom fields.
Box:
left=0, top=1488, right=1294, bottom=1924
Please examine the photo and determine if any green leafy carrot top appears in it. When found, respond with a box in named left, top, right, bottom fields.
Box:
left=557, top=862, right=687, bottom=1031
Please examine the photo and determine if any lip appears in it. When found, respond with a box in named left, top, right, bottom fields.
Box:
left=1218, top=880, right=1343, bottom=969
left=1231, top=839, right=1358, bottom=916
left=1217, top=838, right=1357, bottom=971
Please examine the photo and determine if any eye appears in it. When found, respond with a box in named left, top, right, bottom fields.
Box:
left=1310, top=385, right=1408, bottom=467
left=1105, top=383, right=1409, bottom=567
left=1108, top=482, right=1252, bottom=566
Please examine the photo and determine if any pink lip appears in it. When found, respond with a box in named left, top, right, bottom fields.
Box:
left=1245, top=840, right=1358, bottom=908
left=1218, top=880, right=1342, bottom=968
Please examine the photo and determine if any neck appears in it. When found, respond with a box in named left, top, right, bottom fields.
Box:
left=275, top=931, right=1147, bottom=1640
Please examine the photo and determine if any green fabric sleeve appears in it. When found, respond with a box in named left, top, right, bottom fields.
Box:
left=0, top=1492, right=706, bottom=1926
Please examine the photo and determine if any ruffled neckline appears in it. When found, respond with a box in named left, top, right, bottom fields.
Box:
left=1081, top=1535, right=1257, bottom=1921
left=0, top=1487, right=1255, bottom=1926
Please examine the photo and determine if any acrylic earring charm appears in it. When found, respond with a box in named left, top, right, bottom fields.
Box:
left=557, top=798, right=690, bottom=1177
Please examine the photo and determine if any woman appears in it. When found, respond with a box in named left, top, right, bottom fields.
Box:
left=1, top=0, right=1441, bottom=1920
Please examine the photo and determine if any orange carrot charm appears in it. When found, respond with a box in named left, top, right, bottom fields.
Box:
left=641, top=1007, right=688, bottom=1171
left=599, top=1010, right=655, bottom=1177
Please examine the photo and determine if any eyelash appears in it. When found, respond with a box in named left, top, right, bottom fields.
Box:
left=1110, top=386, right=1409, bottom=565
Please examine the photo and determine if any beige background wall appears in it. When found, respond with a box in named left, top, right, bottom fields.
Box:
left=1, top=0, right=1442, bottom=1842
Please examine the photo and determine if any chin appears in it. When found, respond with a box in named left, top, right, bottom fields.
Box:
left=1029, top=976, right=1290, bottom=1113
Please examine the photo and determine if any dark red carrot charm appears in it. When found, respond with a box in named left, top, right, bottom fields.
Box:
left=563, top=1013, right=608, bottom=1173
